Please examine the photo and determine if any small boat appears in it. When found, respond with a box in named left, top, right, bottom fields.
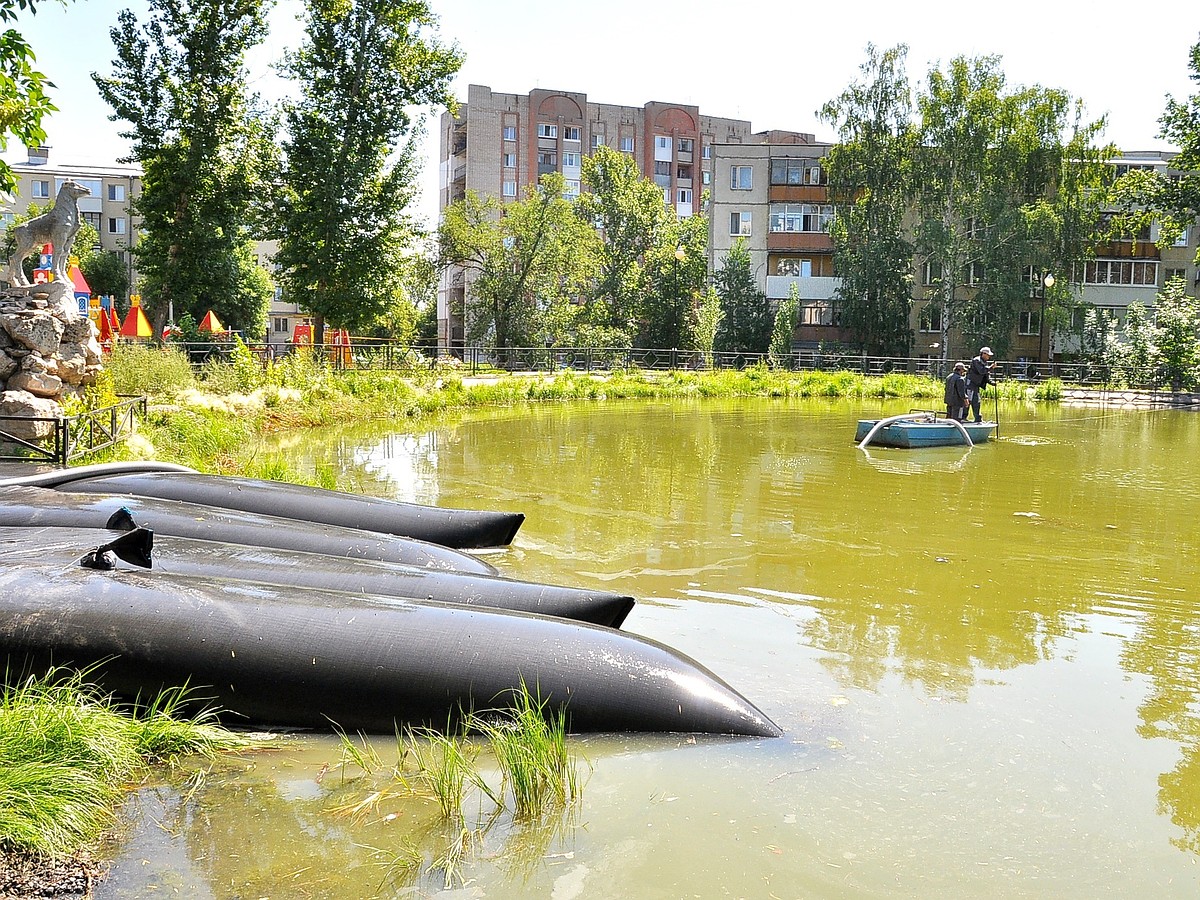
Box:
left=855, top=414, right=996, bottom=449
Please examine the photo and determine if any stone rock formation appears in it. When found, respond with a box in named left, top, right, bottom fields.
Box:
left=0, top=280, right=104, bottom=441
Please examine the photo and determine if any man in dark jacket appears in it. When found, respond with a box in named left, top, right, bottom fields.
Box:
left=965, top=347, right=996, bottom=423
left=944, top=362, right=968, bottom=420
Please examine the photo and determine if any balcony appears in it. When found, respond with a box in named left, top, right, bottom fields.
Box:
left=766, top=275, right=840, bottom=301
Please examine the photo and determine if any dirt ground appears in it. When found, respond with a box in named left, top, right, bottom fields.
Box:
left=0, top=850, right=106, bottom=899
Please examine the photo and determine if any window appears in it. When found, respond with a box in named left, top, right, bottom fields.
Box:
left=32, top=180, right=50, bottom=199
left=800, top=302, right=833, bottom=326
left=108, top=217, right=126, bottom=235
left=677, top=165, right=691, bottom=181
left=502, top=125, right=517, bottom=141
left=678, top=138, right=693, bottom=153
left=82, top=212, right=101, bottom=231
left=677, top=188, right=692, bottom=205
left=654, top=160, right=671, bottom=177
left=1083, top=259, right=1158, bottom=286
left=0, top=212, right=13, bottom=227
left=565, top=180, right=581, bottom=199
left=537, top=151, right=557, bottom=167
left=591, top=133, right=605, bottom=150
left=729, top=211, right=751, bottom=236
left=963, top=261, right=985, bottom=285
left=502, top=153, right=516, bottom=168
left=923, top=260, right=943, bottom=286
left=273, top=317, right=289, bottom=333
left=808, top=166, right=822, bottom=185
left=919, top=304, right=943, bottom=333
left=1165, top=268, right=1187, bottom=283
left=731, top=166, right=753, bottom=190
left=770, top=159, right=819, bottom=185
left=107, top=183, right=125, bottom=202
left=655, top=136, right=671, bottom=152
left=701, top=143, right=711, bottom=159
left=701, top=171, right=711, bottom=185
left=537, top=123, right=557, bottom=139
left=1019, top=310, right=1041, bottom=335
left=769, top=203, right=832, bottom=233
left=620, top=136, right=634, bottom=153
left=562, top=151, right=580, bottom=168
left=562, top=126, right=580, bottom=142
left=502, top=181, right=517, bottom=198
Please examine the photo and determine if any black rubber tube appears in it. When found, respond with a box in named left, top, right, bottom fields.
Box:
left=0, top=526, right=634, bottom=628
left=39, top=470, right=525, bottom=549
left=0, top=486, right=496, bottom=575
left=0, top=564, right=782, bottom=737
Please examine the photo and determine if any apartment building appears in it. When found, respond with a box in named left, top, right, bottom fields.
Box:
left=437, top=84, right=756, bottom=350
left=1, top=145, right=141, bottom=289
left=710, top=140, right=1199, bottom=363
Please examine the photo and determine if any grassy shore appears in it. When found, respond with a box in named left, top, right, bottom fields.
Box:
left=0, top=669, right=268, bottom=894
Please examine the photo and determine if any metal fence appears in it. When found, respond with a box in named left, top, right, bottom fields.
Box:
left=0, top=396, right=147, bottom=465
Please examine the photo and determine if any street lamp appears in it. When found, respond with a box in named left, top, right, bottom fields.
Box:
left=1038, top=272, right=1055, bottom=363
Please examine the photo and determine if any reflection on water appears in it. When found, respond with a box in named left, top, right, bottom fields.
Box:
left=99, top=398, right=1200, bottom=897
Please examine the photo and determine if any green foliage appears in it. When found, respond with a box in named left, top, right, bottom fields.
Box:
left=1153, top=278, right=1200, bottom=390
left=911, top=53, right=1111, bottom=359
left=105, top=342, right=196, bottom=398
left=440, top=176, right=600, bottom=350
left=93, top=0, right=277, bottom=336
left=713, top=238, right=770, bottom=354
left=768, top=285, right=800, bottom=368
left=1034, top=377, right=1063, bottom=400
left=690, top=285, right=722, bottom=368
left=820, top=43, right=916, bottom=355
left=80, top=249, right=130, bottom=301
left=274, top=0, right=461, bottom=340
left=0, top=0, right=61, bottom=195
left=578, top=144, right=675, bottom=337
left=638, top=214, right=707, bottom=350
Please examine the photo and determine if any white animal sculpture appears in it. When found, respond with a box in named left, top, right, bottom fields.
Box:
left=7, top=180, right=91, bottom=287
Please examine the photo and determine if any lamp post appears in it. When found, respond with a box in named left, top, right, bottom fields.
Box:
left=1038, top=272, right=1055, bottom=364
left=674, top=245, right=686, bottom=351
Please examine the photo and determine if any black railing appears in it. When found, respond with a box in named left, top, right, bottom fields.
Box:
left=0, top=396, right=147, bottom=465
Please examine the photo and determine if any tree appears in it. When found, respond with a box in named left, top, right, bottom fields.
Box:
left=713, top=238, right=770, bottom=354
left=912, top=55, right=1109, bottom=360
left=0, top=0, right=62, bottom=195
left=439, top=175, right=599, bottom=351
left=819, top=43, right=916, bottom=356
left=639, top=213, right=707, bottom=349
left=274, top=0, right=461, bottom=344
left=1111, top=34, right=1200, bottom=267
left=1154, top=277, right=1200, bottom=391
left=578, top=145, right=675, bottom=339
left=690, top=285, right=722, bottom=369
left=768, top=284, right=800, bottom=369
left=93, top=0, right=275, bottom=336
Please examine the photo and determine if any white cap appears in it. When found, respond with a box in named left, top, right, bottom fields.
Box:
left=980, top=347, right=992, bottom=356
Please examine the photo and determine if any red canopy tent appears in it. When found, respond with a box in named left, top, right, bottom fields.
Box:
left=119, top=299, right=153, bottom=339
left=198, top=310, right=225, bottom=334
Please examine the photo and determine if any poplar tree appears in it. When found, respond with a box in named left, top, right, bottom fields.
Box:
left=274, top=0, right=460, bottom=343
left=93, top=0, right=275, bottom=338
left=713, top=238, right=770, bottom=354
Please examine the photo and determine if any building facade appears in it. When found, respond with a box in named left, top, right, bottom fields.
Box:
left=437, top=84, right=755, bottom=351
left=709, top=141, right=1199, bottom=363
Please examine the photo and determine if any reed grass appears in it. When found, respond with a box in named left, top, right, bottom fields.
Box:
left=0, top=668, right=264, bottom=857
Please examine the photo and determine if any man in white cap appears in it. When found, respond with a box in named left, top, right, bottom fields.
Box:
left=965, top=347, right=996, bottom=423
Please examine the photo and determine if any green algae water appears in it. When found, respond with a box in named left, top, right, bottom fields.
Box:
left=97, top=398, right=1200, bottom=898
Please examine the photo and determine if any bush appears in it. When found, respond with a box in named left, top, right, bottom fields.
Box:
left=105, top=343, right=196, bottom=398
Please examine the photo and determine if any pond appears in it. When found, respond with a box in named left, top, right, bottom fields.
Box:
left=98, top=397, right=1200, bottom=898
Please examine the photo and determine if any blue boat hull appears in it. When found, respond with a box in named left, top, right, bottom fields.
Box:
left=855, top=419, right=995, bottom=448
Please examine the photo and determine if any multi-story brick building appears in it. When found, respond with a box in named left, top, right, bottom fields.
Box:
left=436, top=84, right=755, bottom=351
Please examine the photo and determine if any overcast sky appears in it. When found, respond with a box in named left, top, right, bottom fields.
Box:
left=8, top=0, right=1198, bottom=227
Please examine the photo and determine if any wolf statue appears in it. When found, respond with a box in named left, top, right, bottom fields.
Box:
left=6, top=180, right=91, bottom=287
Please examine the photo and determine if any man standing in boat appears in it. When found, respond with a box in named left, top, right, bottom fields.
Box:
left=944, top=362, right=968, bottom=421
left=965, top=347, right=996, bottom=423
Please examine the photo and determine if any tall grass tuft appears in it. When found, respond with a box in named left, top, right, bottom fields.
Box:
left=106, top=343, right=196, bottom=399
left=1034, top=377, right=1064, bottom=401
left=0, top=668, right=267, bottom=857
left=469, top=681, right=579, bottom=821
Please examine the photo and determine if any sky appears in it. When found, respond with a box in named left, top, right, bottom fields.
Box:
left=6, top=0, right=1199, bottom=229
